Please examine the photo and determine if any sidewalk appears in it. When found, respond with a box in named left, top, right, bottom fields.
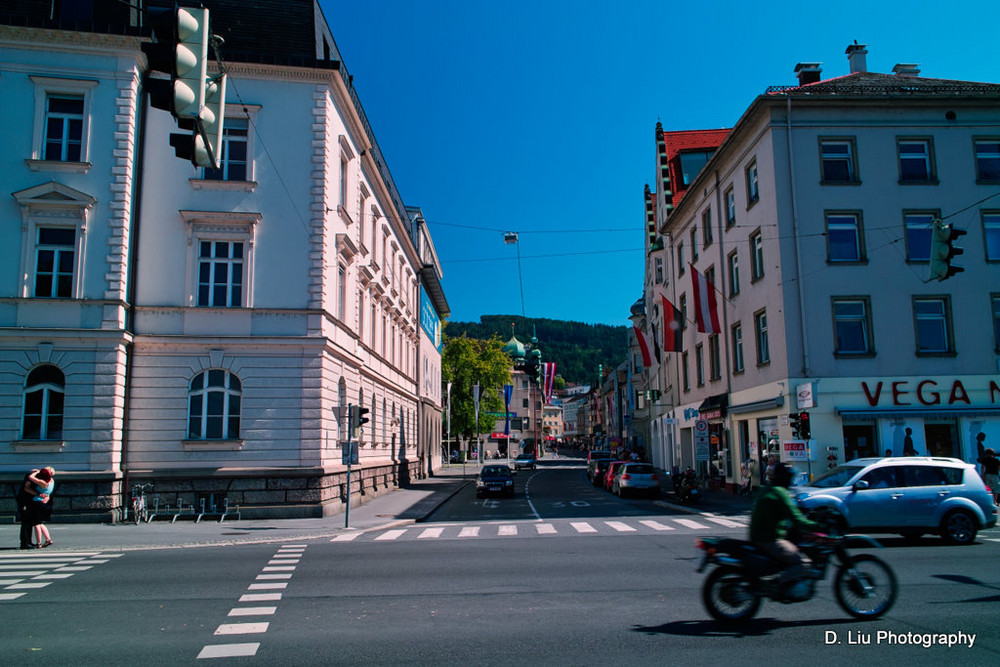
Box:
left=1, top=465, right=479, bottom=553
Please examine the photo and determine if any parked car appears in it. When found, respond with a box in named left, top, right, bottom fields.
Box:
left=794, top=457, right=998, bottom=545
left=613, top=463, right=661, bottom=498
left=476, top=465, right=516, bottom=498
left=513, top=453, right=536, bottom=470
left=603, top=461, right=628, bottom=491
left=587, top=458, right=613, bottom=485
left=587, top=450, right=612, bottom=462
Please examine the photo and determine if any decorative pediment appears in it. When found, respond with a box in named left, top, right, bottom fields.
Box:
left=12, top=181, right=96, bottom=210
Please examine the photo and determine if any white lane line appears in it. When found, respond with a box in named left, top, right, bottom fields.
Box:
left=0, top=564, right=67, bottom=570
left=4, top=582, right=51, bottom=590
left=278, top=544, right=308, bottom=548
left=256, top=574, right=293, bottom=580
left=261, top=566, right=296, bottom=572
left=239, top=593, right=282, bottom=603
left=704, top=516, right=746, bottom=528
left=0, top=552, right=98, bottom=559
left=605, top=521, right=637, bottom=532
left=82, top=559, right=110, bottom=564
left=32, top=574, right=75, bottom=580
left=374, top=529, right=407, bottom=541
left=248, top=583, right=287, bottom=591
left=571, top=522, right=598, bottom=534
left=639, top=520, right=675, bottom=531
left=98, top=553, right=125, bottom=558
left=0, top=560, right=84, bottom=566
left=498, top=525, right=518, bottom=536
left=674, top=519, right=710, bottom=530
left=197, top=643, right=260, bottom=659
left=331, top=533, right=360, bottom=542
left=228, top=607, right=277, bottom=617
left=54, top=567, right=92, bottom=572
left=0, top=593, right=28, bottom=601
left=267, top=560, right=299, bottom=565
left=0, top=571, right=47, bottom=577
left=0, top=579, right=25, bottom=585
left=214, top=622, right=269, bottom=635
left=418, top=527, right=445, bottom=539
left=535, top=524, right=557, bottom=535
left=458, top=526, right=480, bottom=538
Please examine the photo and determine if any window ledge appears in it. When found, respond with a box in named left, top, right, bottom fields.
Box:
left=819, top=180, right=862, bottom=186
left=826, top=259, right=869, bottom=266
left=915, top=351, right=957, bottom=358
left=834, top=351, right=877, bottom=359
left=12, top=440, right=66, bottom=452
left=25, top=159, right=91, bottom=174
left=975, top=179, right=1000, bottom=185
left=190, top=179, right=257, bottom=192
left=898, top=179, right=939, bottom=186
left=182, top=439, right=245, bottom=451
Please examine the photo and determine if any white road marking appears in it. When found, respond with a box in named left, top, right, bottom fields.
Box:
left=4, top=582, right=51, bottom=590
left=535, top=524, right=557, bottom=535
left=248, top=583, right=287, bottom=591
left=674, top=519, right=710, bottom=530
left=83, top=559, right=110, bottom=564
left=458, top=526, right=480, bottom=538
left=498, top=525, right=518, bottom=536
left=239, top=593, right=282, bottom=603
left=54, top=566, right=92, bottom=572
left=571, top=522, right=598, bottom=533
left=605, top=521, right=637, bottom=532
left=418, top=527, right=445, bottom=539
left=267, top=560, right=299, bottom=565
left=256, top=573, right=293, bottom=580
left=197, top=643, right=260, bottom=659
left=331, top=533, right=360, bottom=542
left=214, top=622, right=269, bottom=635
left=0, top=579, right=25, bottom=585
left=261, top=566, right=296, bottom=572
left=0, top=593, right=27, bottom=601
left=32, top=573, right=75, bottom=580
left=0, top=570, right=46, bottom=577
left=704, top=516, right=746, bottom=528
left=374, top=529, right=407, bottom=541
left=639, top=520, right=675, bottom=531
left=228, top=607, right=276, bottom=617
left=0, top=552, right=98, bottom=559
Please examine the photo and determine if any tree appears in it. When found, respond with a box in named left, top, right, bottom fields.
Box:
left=441, top=334, right=511, bottom=442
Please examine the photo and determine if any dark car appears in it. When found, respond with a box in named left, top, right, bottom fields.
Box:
left=588, top=450, right=612, bottom=462
left=513, top=453, right=536, bottom=470
left=476, top=465, right=516, bottom=498
left=602, top=461, right=628, bottom=491
left=588, top=458, right=613, bottom=486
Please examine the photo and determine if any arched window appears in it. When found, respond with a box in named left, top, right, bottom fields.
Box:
left=188, top=369, right=241, bottom=440
left=23, top=364, right=64, bottom=440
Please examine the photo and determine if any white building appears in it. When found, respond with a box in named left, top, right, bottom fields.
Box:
left=0, top=0, right=446, bottom=519
left=647, top=45, right=1000, bottom=487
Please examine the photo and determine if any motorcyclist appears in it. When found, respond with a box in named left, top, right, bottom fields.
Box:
left=749, top=462, right=823, bottom=586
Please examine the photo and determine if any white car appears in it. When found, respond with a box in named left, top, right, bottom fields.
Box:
left=612, top=463, right=661, bottom=498
left=794, top=457, right=998, bottom=545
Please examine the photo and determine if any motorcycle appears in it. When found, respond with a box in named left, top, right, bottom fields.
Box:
left=675, top=469, right=701, bottom=503
left=696, top=530, right=898, bottom=624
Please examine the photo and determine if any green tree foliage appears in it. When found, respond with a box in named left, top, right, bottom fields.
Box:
left=441, top=334, right=511, bottom=440
left=444, top=315, right=627, bottom=385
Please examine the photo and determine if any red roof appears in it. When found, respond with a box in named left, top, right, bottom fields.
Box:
left=660, top=128, right=730, bottom=207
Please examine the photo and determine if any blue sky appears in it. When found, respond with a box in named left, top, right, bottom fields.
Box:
left=319, top=0, right=999, bottom=326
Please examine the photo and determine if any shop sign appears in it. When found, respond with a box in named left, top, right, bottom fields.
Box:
left=861, top=379, right=1000, bottom=407
left=782, top=440, right=809, bottom=462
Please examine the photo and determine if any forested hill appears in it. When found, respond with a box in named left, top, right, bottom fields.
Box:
left=444, top=315, right=628, bottom=386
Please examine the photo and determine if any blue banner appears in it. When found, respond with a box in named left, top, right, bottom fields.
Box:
left=503, top=384, right=513, bottom=435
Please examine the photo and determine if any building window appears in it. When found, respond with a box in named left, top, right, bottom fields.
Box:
left=754, top=309, right=769, bottom=365
left=358, top=290, right=366, bottom=340
left=904, top=212, right=938, bottom=262
left=825, top=212, right=864, bottom=262
left=992, top=294, right=1000, bottom=352
left=745, top=160, right=759, bottom=206
left=682, top=351, right=690, bottom=391
left=833, top=297, right=873, bottom=355
left=29, top=77, right=97, bottom=168
left=679, top=294, right=687, bottom=332
left=819, top=138, right=858, bottom=183
left=708, top=334, right=721, bottom=380
left=984, top=211, right=1000, bottom=261
left=725, top=186, right=736, bottom=228
left=43, top=94, right=84, bottom=162
left=914, top=297, right=952, bottom=354
left=337, top=264, right=347, bottom=321
left=34, top=227, right=76, bottom=298
left=695, top=343, right=704, bottom=386
left=680, top=150, right=714, bottom=186
left=974, top=138, right=1000, bottom=182
left=690, top=228, right=698, bottom=260
left=22, top=365, right=65, bottom=440
left=339, top=155, right=349, bottom=208
left=897, top=138, right=935, bottom=183
left=202, top=117, right=249, bottom=181
left=370, top=302, right=377, bottom=347
left=677, top=243, right=685, bottom=276
left=727, top=250, right=740, bottom=297
left=731, top=323, right=745, bottom=373
left=188, top=369, right=241, bottom=440
left=702, top=209, right=713, bottom=248
left=197, top=241, right=243, bottom=307
left=750, top=230, right=764, bottom=281
left=654, top=256, right=664, bottom=284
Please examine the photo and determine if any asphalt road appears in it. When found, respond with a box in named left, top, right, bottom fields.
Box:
left=2, top=459, right=998, bottom=665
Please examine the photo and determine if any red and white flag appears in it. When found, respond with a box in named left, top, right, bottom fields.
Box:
left=689, top=264, right=721, bottom=334
left=542, top=362, right=556, bottom=403
left=632, top=326, right=653, bottom=367
left=660, top=293, right=684, bottom=352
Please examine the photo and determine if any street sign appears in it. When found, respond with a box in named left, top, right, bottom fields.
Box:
left=341, top=440, right=358, bottom=465
left=694, top=419, right=710, bottom=461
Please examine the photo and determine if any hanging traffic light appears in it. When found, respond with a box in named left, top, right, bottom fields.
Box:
left=928, top=219, right=966, bottom=281
left=798, top=412, right=811, bottom=440
left=789, top=412, right=802, bottom=438
left=142, top=5, right=209, bottom=119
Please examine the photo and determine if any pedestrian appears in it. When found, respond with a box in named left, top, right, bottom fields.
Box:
left=902, top=428, right=916, bottom=456
left=884, top=449, right=892, bottom=457
left=980, top=448, right=999, bottom=504
left=27, top=467, right=55, bottom=548
left=16, top=468, right=40, bottom=549
left=764, top=453, right=780, bottom=484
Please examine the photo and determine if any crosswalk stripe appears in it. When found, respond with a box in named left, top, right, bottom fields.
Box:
left=674, top=519, right=710, bottom=530
left=605, top=521, right=637, bottom=532
left=0, top=593, right=27, bottom=601
left=331, top=533, right=360, bottom=542
left=704, top=516, right=746, bottom=528
left=5, top=582, right=51, bottom=590
left=228, top=607, right=277, bottom=617
left=197, top=643, right=260, bottom=659
left=214, top=623, right=269, bottom=635
left=638, top=520, right=675, bottom=531
left=458, top=526, right=480, bottom=538
left=419, top=527, right=445, bottom=539
left=375, top=529, right=407, bottom=541
left=535, top=524, right=557, bottom=535
left=571, top=522, right=597, bottom=533
left=498, top=525, right=518, bottom=536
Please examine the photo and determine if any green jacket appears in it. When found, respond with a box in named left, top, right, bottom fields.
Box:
left=749, top=484, right=820, bottom=543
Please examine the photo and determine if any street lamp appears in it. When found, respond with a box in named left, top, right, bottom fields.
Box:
left=504, top=231, right=526, bottom=318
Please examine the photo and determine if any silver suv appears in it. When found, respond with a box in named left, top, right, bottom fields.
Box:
left=794, top=457, right=997, bottom=545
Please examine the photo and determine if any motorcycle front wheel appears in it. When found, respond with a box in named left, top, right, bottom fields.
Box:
left=834, top=554, right=897, bottom=619
left=702, top=566, right=761, bottom=624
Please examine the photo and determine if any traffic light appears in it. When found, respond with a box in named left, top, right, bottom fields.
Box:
left=348, top=405, right=370, bottom=439
left=798, top=412, right=811, bottom=440
left=789, top=412, right=802, bottom=438
left=928, top=219, right=966, bottom=281
left=141, top=6, right=209, bottom=119
left=170, top=72, right=227, bottom=169
left=356, top=407, right=370, bottom=429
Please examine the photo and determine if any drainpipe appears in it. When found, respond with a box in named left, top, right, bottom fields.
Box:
left=786, top=96, right=810, bottom=378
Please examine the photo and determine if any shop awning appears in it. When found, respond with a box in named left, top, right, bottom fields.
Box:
left=837, top=406, right=1000, bottom=419
left=728, top=396, right=784, bottom=415
left=698, top=393, right=729, bottom=419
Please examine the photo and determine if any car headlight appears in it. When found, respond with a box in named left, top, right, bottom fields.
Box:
left=505, top=480, right=513, bottom=486
left=476, top=479, right=485, bottom=487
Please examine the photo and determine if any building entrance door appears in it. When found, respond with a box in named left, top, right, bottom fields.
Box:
left=924, top=422, right=958, bottom=457
left=843, top=424, right=877, bottom=460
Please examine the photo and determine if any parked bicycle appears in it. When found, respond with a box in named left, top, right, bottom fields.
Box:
left=738, top=460, right=755, bottom=497
left=129, top=483, right=154, bottom=524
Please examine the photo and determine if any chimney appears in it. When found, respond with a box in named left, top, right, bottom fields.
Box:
left=892, top=63, right=921, bottom=77
left=794, top=62, right=823, bottom=86
left=846, top=41, right=868, bottom=73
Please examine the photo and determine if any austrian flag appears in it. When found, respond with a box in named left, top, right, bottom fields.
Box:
left=632, top=326, right=653, bottom=367
left=660, top=294, right=683, bottom=352
left=689, top=264, right=721, bottom=334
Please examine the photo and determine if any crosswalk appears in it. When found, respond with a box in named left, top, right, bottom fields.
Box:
left=0, top=551, right=123, bottom=601
left=332, top=514, right=748, bottom=544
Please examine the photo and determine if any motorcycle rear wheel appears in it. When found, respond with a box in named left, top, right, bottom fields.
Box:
left=834, top=554, right=897, bottom=618
left=702, top=566, right=761, bottom=624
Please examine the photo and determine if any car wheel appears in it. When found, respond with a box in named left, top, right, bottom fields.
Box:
left=940, top=510, right=978, bottom=545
